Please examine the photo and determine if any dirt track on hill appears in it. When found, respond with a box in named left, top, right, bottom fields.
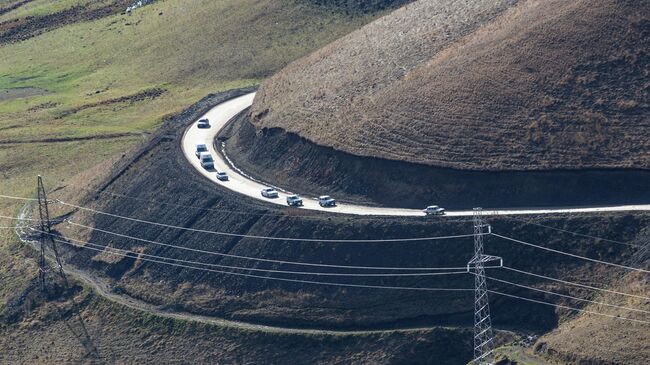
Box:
left=0, top=132, right=139, bottom=144
left=0, top=1, right=33, bottom=17
left=0, top=0, right=132, bottom=45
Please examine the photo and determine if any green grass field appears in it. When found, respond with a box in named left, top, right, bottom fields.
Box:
left=0, top=0, right=382, bottom=308
left=0, top=0, right=380, bottom=208
left=0, top=0, right=100, bottom=22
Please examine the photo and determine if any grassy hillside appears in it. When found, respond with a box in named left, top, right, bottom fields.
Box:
left=251, top=0, right=650, bottom=171
left=2, top=0, right=649, bottom=363
left=0, top=0, right=380, bottom=306
left=0, top=1, right=387, bottom=362
left=0, top=0, right=381, bottom=214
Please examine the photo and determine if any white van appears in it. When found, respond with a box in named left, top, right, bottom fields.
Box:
left=199, top=152, right=214, bottom=169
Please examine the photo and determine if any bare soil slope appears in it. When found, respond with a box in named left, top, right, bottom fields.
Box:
left=251, top=0, right=650, bottom=171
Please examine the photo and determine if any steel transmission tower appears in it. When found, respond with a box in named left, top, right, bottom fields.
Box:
left=37, top=175, right=68, bottom=289
left=36, top=176, right=98, bottom=358
left=468, top=208, right=502, bottom=365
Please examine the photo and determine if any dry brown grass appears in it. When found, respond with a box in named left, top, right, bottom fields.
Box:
left=252, top=0, right=650, bottom=171
left=0, top=291, right=474, bottom=365
left=537, top=272, right=650, bottom=364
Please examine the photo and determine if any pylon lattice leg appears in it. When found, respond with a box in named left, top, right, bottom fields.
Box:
left=470, top=208, right=500, bottom=365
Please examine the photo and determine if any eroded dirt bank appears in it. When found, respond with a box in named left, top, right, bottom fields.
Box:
left=222, top=112, right=650, bottom=210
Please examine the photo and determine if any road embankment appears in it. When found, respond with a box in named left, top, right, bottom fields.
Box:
left=223, top=113, right=650, bottom=210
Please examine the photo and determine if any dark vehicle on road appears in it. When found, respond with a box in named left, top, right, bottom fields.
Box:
left=197, top=118, right=210, bottom=128
left=286, top=194, right=303, bottom=206
left=195, top=144, right=208, bottom=158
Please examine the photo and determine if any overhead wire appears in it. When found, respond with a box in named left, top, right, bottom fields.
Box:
left=508, top=217, right=642, bottom=248
left=492, top=233, right=650, bottom=274
left=64, top=219, right=473, bottom=271
left=0, top=214, right=41, bottom=222
left=49, top=237, right=474, bottom=293
left=42, top=233, right=650, bottom=325
left=488, top=290, right=650, bottom=325
left=0, top=190, right=474, bottom=223
left=500, top=266, right=650, bottom=301
left=56, top=200, right=478, bottom=243
left=8, top=195, right=650, bottom=325
left=39, top=229, right=470, bottom=278
left=484, top=275, right=650, bottom=315
left=0, top=194, right=40, bottom=202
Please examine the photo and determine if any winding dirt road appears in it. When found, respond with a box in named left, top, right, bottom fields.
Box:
left=182, top=92, right=650, bottom=217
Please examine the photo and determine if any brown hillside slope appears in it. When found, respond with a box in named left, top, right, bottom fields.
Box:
left=251, top=0, right=650, bottom=171
left=537, top=270, right=650, bottom=364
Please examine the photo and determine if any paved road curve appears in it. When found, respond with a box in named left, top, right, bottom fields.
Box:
left=182, top=92, right=650, bottom=217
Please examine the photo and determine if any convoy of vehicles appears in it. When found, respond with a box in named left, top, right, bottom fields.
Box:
left=195, top=143, right=446, bottom=214
left=199, top=152, right=214, bottom=169
left=318, top=195, right=336, bottom=207
left=197, top=118, right=211, bottom=128
left=286, top=194, right=303, bottom=206
left=261, top=187, right=279, bottom=198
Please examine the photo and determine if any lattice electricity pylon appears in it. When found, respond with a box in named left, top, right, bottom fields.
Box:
left=467, top=208, right=502, bottom=365
left=36, top=176, right=98, bottom=358
left=36, top=175, right=68, bottom=289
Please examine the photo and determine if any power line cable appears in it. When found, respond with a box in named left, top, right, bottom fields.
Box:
left=0, top=214, right=41, bottom=222
left=508, top=217, right=642, bottom=248
left=492, top=233, right=650, bottom=274
left=488, top=290, right=650, bottom=325
left=49, top=237, right=474, bottom=293
left=65, top=219, right=472, bottom=271
left=50, top=235, right=650, bottom=325
left=0, top=194, right=41, bottom=202
left=56, top=200, right=478, bottom=243
left=41, top=229, right=469, bottom=278
left=484, top=275, right=650, bottom=315
left=500, top=266, right=650, bottom=301
left=27, top=225, right=650, bottom=325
